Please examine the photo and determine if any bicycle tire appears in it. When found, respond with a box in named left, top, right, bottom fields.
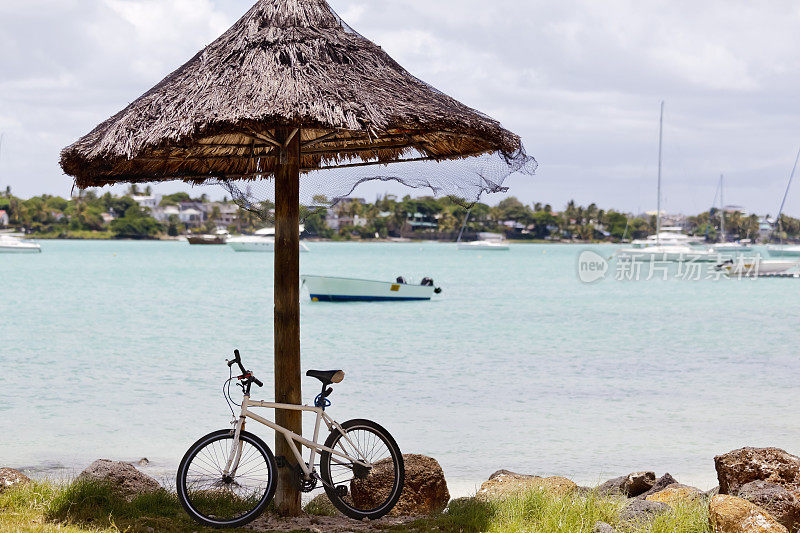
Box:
left=319, top=419, right=404, bottom=520
left=176, top=429, right=277, bottom=529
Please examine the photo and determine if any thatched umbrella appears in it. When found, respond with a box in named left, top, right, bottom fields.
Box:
left=61, top=0, right=535, bottom=514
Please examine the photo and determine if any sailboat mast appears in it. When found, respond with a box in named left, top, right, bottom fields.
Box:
left=719, top=174, right=725, bottom=242
left=0, top=133, right=4, bottom=193
left=706, top=177, right=721, bottom=241
left=775, top=144, right=800, bottom=240
left=656, top=102, right=664, bottom=245
left=457, top=207, right=471, bottom=243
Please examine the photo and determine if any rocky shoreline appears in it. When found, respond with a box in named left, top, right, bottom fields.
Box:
left=3, top=446, right=798, bottom=532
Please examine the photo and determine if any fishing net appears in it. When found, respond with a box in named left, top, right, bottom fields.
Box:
left=211, top=146, right=537, bottom=223
left=201, top=3, right=538, bottom=223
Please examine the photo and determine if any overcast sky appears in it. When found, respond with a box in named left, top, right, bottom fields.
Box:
left=2, top=0, right=800, bottom=215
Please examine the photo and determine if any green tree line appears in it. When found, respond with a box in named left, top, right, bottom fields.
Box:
left=2, top=186, right=798, bottom=242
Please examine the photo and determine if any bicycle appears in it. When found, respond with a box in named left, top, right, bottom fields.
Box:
left=176, top=350, right=405, bottom=528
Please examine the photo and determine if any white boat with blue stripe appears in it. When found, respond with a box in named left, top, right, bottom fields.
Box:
left=302, top=275, right=441, bottom=302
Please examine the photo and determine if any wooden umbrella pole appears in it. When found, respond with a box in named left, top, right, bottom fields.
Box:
left=274, top=126, right=302, bottom=515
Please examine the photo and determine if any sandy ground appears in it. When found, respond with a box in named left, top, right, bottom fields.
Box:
left=248, top=513, right=417, bottom=532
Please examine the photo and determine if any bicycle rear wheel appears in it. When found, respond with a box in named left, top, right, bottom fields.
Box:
left=176, top=429, right=277, bottom=528
left=319, top=419, right=404, bottom=520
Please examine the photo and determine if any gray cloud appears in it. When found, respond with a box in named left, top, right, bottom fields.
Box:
left=1, top=0, right=800, bottom=214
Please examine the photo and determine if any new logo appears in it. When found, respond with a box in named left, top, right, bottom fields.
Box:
left=577, top=250, right=609, bottom=283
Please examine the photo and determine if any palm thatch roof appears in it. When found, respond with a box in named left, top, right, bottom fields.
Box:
left=61, top=0, right=527, bottom=189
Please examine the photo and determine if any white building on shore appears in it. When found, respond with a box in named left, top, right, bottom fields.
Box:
left=131, top=194, right=162, bottom=210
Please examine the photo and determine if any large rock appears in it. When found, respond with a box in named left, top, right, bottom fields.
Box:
left=597, top=471, right=655, bottom=497
left=637, top=473, right=679, bottom=499
left=0, top=468, right=30, bottom=492
left=477, top=470, right=577, bottom=500
left=645, top=483, right=703, bottom=505
left=351, top=454, right=449, bottom=516
left=715, top=447, right=800, bottom=495
left=77, top=459, right=160, bottom=500
left=709, top=494, right=788, bottom=533
left=738, top=480, right=800, bottom=532
left=620, top=499, right=670, bottom=523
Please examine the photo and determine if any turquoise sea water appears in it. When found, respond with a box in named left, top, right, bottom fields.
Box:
left=1, top=240, right=799, bottom=495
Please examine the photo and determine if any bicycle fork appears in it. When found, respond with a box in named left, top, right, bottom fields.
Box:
left=222, top=406, right=248, bottom=480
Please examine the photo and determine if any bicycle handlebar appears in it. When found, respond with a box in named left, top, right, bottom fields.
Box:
left=228, top=349, right=246, bottom=374
left=227, top=349, right=263, bottom=388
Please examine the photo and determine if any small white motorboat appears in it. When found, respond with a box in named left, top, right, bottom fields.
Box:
left=302, top=275, right=441, bottom=302
left=0, top=234, right=41, bottom=253
left=716, top=258, right=800, bottom=277
left=457, top=240, right=509, bottom=251
left=616, top=244, right=719, bottom=262
left=457, top=232, right=509, bottom=251
left=766, top=244, right=800, bottom=257
left=228, top=227, right=310, bottom=253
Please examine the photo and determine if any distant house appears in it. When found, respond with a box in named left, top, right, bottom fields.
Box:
left=328, top=213, right=368, bottom=229
left=759, top=216, right=774, bottom=240
left=131, top=195, right=162, bottom=210
left=406, top=212, right=437, bottom=230
left=180, top=207, right=203, bottom=226
left=203, top=202, right=239, bottom=227
left=0, top=210, right=8, bottom=226
left=151, top=205, right=180, bottom=223
left=503, top=220, right=526, bottom=236
left=101, top=212, right=115, bottom=224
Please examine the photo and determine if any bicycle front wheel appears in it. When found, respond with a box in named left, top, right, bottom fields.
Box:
left=320, top=419, right=404, bottom=520
left=176, top=429, right=277, bottom=529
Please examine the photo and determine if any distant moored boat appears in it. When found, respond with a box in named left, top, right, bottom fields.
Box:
left=0, top=234, right=41, bottom=253
left=187, top=228, right=229, bottom=245
left=227, top=227, right=310, bottom=252
left=457, top=240, right=509, bottom=251
left=457, top=230, right=509, bottom=251
left=716, top=258, right=800, bottom=276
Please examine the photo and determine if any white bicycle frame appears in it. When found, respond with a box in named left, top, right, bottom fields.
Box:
left=222, top=395, right=372, bottom=482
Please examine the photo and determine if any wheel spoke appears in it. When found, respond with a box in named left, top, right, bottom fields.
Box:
left=320, top=423, right=403, bottom=519
left=179, top=433, right=274, bottom=527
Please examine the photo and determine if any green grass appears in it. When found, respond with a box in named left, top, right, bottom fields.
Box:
left=1, top=480, right=711, bottom=533
left=32, top=230, right=115, bottom=240
left=1, top=479, right=276, bottom=532
left=395, top=490, right=710, bottom=533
